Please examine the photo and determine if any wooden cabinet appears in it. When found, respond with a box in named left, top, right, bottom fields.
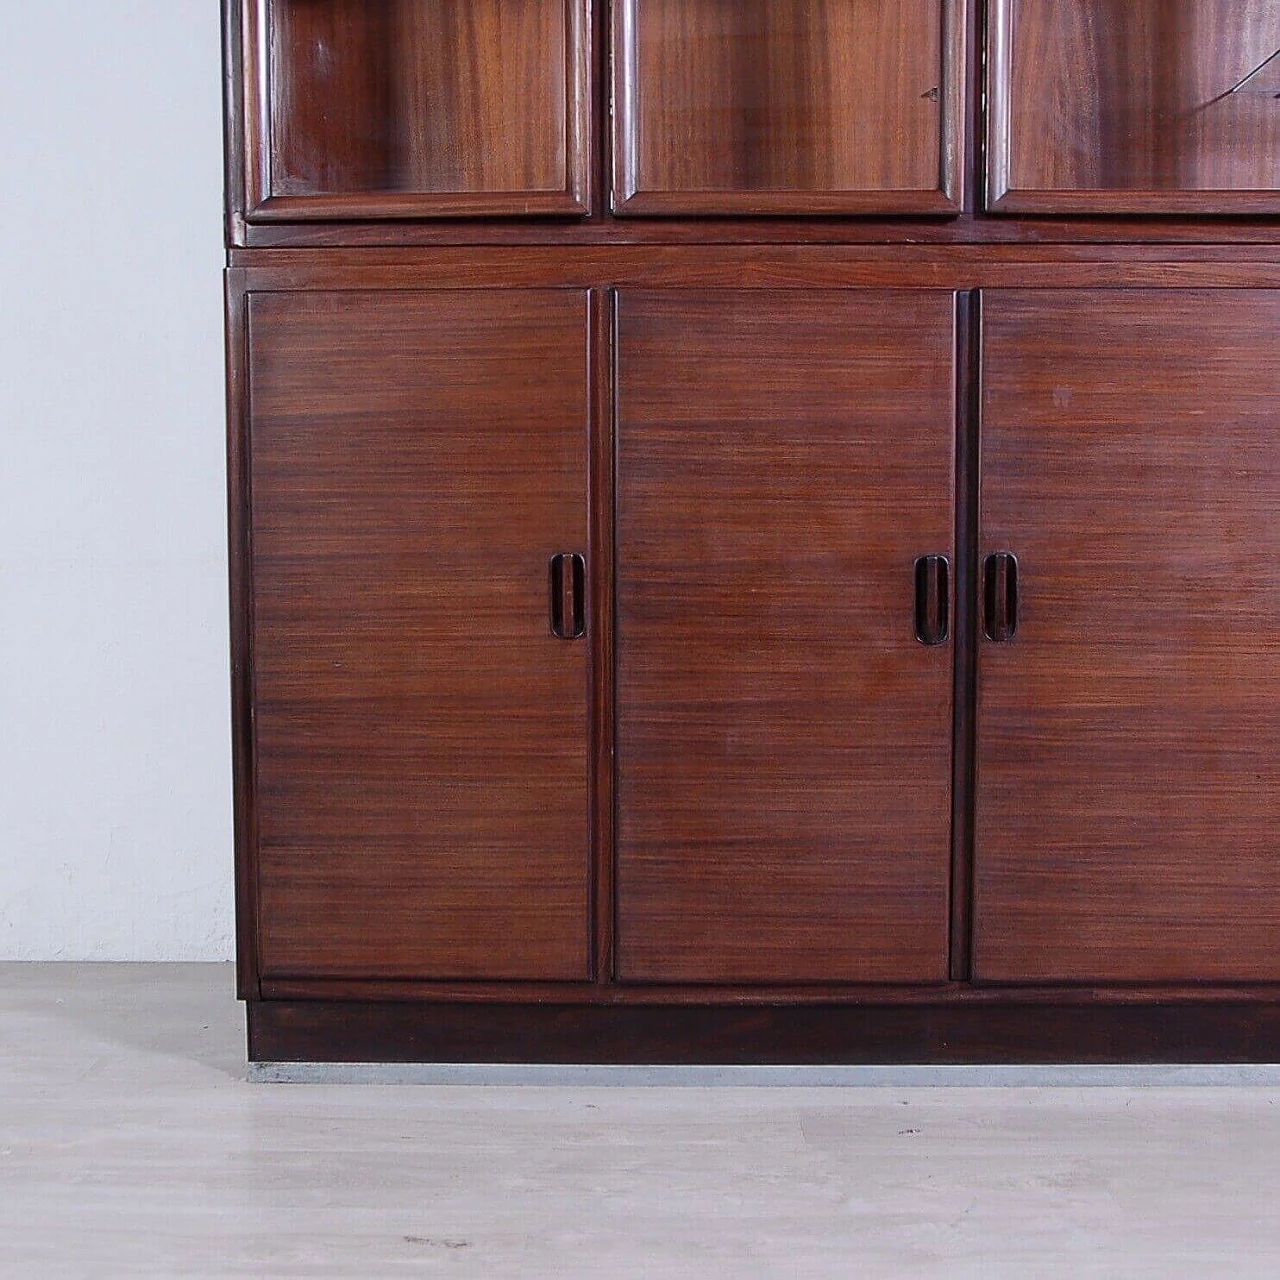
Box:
left=245, top=289, right=592, bottom=979
left=988, top=0, right=1280, bottom=214
left=240, top=0, right=590, bottom=219
left=976, top=290, right=1280, bottom=981
left=224, top=4, right=1280, bottom=1063
left=614, top=291, right=956, bottom=982
left=612, top=0, right=967, bottom=215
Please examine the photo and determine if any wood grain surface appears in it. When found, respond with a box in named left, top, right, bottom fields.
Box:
left=615, top=290, right=957, bottom=983
left=613, top=0, right=963, bottom=214
left=254, top=0, right=588, bottom=217
left=976, top=289, right=1280, bottom=982
left=247, top=289, right=592, bottom=980
left=990, top=0, right=1280, bottom=213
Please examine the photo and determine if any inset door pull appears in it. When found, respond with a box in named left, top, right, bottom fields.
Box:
left=914, top=555, right=950, bottom=647
left=983, top=552, right=1019, bottom=643
left=549, top=553, right=586, bottom=640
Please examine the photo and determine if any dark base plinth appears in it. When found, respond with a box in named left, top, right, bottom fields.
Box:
left=248, top=1000, right=1280, bottom=1065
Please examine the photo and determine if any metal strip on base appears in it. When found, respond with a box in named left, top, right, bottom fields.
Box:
left=248, top=1062, right=1280, bottom=1087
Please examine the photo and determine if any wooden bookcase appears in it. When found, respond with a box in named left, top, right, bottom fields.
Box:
left=223, top=0, right=1280, bottom=1064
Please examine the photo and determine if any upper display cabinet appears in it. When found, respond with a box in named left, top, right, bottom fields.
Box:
left=611, top=0, right=967, bottom=215
left=227, top=0, right=1280, bottom=228
left=988, top=0, right=1280, bottom=214
left=237, top=0, right=590, bottom=220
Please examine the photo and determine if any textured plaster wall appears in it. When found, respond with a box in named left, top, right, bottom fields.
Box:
left=0, top=3, right=232, bottom=958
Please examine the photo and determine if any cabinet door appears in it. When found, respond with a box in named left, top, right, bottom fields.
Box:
left=612, top=0, right=966, bottom=215
left=615, top=291, right=956, bottom=983
left=241, top=0, right=589, bottom=219
left=988, top=0, right=1280, bottom=214
left=977, top=291, right=1280, bottom=982
left=247, top=290, right=590, bottom=980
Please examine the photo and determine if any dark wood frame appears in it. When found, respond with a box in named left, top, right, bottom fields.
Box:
left=985, top=0, right=1280, bottom=216
left=235, top=0, right=593, bottom=222
left=610, top=0, right=968, bottom=216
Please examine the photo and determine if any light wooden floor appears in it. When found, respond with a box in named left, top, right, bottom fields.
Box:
left=3, top=965, right=1279, bottom=1277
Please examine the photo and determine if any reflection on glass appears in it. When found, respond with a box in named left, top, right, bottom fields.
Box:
left=1005, top=0, right=1280, bottom=194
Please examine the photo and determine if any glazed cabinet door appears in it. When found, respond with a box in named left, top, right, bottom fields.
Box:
left=615, top=291, right=957, bottom=983
left=977, top=290, right=1280, bottom=982
left=239, top=0, right=590, bottom=219
left=612, top=0, right=966, bottom=215
left=988, top=0, right=1280, bottom=214
left=246, top=290, right=591, bottom=980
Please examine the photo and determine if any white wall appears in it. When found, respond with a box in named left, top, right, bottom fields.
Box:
left=0, top=4, right=232, bottom=958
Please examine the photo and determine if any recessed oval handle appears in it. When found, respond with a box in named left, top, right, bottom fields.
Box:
left=549, top=553, right=586, bottom=641
left=914, top=555, right=950, bottom=647
left=983, top=552, right=1019, bottom=643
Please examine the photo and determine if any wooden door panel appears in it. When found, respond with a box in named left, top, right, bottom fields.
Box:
left=245, top=0, right=589, bottom=219
left=248, top=290, right=591, bottom=980
left=612, top=0, right=966, bottom=215
left=977, top=290, right=1280, bottom=982
left=989, top=0, right=1280, bottom=214
left=615, top=291, right=956, bottom=983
